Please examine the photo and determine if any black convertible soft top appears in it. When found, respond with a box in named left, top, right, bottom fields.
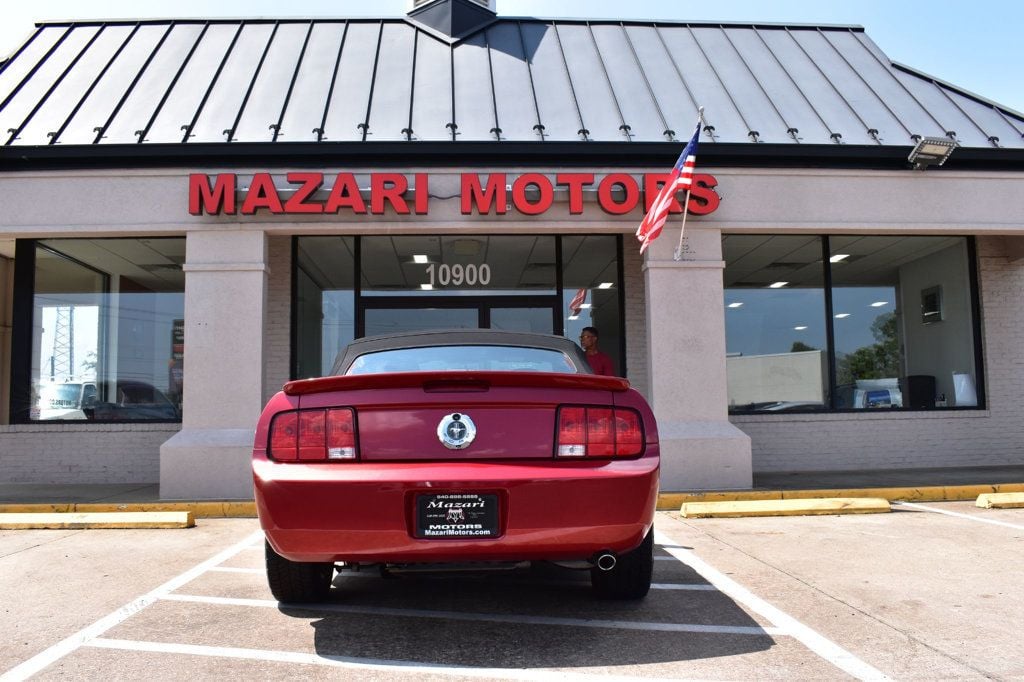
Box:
left=329, top=329, right=591, bottom=376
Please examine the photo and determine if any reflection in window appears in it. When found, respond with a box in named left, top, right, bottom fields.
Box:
left=295, top=237, right=355, bottom=379
left=724, top=236, right=828, bottom=411
left=830, top=236, right=977, bottom=410
left=562, top=235, right=621, bottom=376
left=724, top=235, right=981, bottom=412
left=27, top=239, right=184, bottom=422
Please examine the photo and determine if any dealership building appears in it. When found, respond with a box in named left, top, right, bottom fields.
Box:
left=1, top=0, right=1022, bottom=499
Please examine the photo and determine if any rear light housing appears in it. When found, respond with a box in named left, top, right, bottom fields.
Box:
left=556, top=405, right=645, bottom=458
left=268, top=407, right=357, bottom=462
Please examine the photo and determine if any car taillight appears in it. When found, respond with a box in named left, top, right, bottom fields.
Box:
left=556, top=406, right=644, bottom=458
left=269, top=408, right=357, bottom=462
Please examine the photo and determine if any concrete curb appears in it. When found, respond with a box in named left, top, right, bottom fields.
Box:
left=680, top=497, right=891, bottom=519
left=976, top=492, right=1024, bottom=509
left=657, top=482, right=1024, bottom=510
left=0, top=511, right=195, bottom=529
left=0, top=502, right=256, bottom=518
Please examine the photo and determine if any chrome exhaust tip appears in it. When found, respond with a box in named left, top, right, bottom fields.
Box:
left=594, top=552, right=617, bottom=571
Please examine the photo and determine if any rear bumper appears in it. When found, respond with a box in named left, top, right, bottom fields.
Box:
left=254, top=450, right=659, bottom=563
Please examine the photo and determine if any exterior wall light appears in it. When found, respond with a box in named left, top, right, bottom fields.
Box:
left=908, top=136, right=958, bottom=170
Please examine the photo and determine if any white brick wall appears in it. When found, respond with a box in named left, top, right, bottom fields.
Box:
left=263, top=236, right=292, bottom=404
left=0, top=424, right=179, bottom=483
left=731, top=236, right=1024, bottom=472
left=622, top=242, right=649, bottom=399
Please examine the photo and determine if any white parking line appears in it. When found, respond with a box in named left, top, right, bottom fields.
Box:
left=894, top=501, right=1024, bottom=530
left=160, top=593, right=783, bottom=636
left=208, top=566, right=265, bottom=574
left=0, top=530, right=264, bottom=682
left=85, top=638, right=697, bottom=682
left=653, top=531, right=890, bottom=681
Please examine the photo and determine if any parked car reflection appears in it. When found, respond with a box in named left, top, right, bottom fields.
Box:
left=83, top=380, right=180, bottom=421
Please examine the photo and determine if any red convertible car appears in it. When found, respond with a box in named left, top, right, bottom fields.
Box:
left=253, top=330, right=660, bottom=602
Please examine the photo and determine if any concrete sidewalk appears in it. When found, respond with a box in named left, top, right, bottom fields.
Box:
left=1, top=465, right=1023, bottom=515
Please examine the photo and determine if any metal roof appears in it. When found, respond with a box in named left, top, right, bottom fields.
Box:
left=1, top=17, right=1022, bottom=152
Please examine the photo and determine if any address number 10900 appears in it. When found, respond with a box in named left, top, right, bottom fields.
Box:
left=424, top=263, right=492, bottom=287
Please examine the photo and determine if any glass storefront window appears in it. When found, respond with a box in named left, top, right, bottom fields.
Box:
left=18, top=239, right=184, bottom=422
left=294, top=235, right=624, bottom=378
left=724, top=236, right=828, bottom=411
left=724, top=235, right=982, bottom=413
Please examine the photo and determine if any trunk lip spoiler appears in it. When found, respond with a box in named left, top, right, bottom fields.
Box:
left=283, top=370, right=631, bottom=396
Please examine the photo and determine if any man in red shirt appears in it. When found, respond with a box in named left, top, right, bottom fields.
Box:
left=579, top=327, right=615, bottom=376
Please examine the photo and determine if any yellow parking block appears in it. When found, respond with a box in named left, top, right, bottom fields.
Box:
left=681, top=497, right=891, bottom=518
left=976, top=492, right=1024, bottom=509
left=0, top=511, right=195, bottom=529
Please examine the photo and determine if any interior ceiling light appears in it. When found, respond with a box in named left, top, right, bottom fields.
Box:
left=829, top=254, right=850, bottom=263
left=567, top=314, right=579, bottom=321
left=412, top=254, right=429, bottom=264
left=768, top=282, right=789, bottom=288
left=579, top=303, right=592, bottom=309
left=420, top=284, right=433, bottom=290
left=834, top=313, right=851, bottom=319
left=793, top=325, right=808, bottom=330
left=598, top=282, right=614, bottom=289
left=870, top=301, right=888, bottom=307
left=727, top=302, right=744, bottom=308
left=908, top=136, right=959, bottom=170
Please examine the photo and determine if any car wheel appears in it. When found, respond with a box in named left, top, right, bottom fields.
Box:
left=265, top=541, right=334, bottom=603
left=590, top=528, right=653, bottom=599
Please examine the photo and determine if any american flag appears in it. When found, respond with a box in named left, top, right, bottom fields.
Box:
left=568, top=287, right=587, bottom=316
left=636, top=118, right=701, bottom=254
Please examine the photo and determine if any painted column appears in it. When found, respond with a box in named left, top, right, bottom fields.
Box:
left=643, top=226, right=752, bottom=490
left=159, top=230, right=268, bottom=499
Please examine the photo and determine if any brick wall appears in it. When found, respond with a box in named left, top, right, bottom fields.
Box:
left=0, top=424, right=179, bottom=484
left=263, top=236, right=292, bottom=404
left=732, top=236, right=1024, bottom=472
left=622, top=242, right=649, bottom=399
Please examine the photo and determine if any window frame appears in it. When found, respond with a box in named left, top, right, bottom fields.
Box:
left=726, top=234, right=985, bottom=415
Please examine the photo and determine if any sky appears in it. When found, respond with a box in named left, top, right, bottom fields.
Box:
left=1, top=0, right=1022, bottom=115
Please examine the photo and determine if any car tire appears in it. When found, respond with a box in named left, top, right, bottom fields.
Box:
left=590, top=528, right=653, bottom=600
left=265, top=541, right=334, bottom=603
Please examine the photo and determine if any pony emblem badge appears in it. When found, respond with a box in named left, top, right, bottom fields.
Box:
left=437, top=413, right=477, bottom=450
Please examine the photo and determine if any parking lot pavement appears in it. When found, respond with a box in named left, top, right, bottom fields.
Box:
left=2, top=504, right=1022, bottom=680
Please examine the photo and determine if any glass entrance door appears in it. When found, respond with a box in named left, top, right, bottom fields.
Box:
left=360, top=298, right=556, bottom=337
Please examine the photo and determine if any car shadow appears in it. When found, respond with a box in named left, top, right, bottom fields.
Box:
left=278, top=555, right=774, bottom=668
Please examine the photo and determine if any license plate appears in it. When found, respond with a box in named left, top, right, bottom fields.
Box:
left=415, top=493, right=499, bottom=539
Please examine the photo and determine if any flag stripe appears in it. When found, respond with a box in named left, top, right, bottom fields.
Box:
left=637, top=119, right=701, bottom=254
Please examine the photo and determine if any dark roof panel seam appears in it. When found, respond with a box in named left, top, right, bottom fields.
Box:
left=620, top=23, right=671, bottom=140
left=0, top=25, right=43, bottom=79
left=931, top=82, right=1003, bottom=147
left=360, top=21, right=386, bottom=142
left=5, top=24, right=107, bottom=146
left=448, top=41, right=456, bottom=141
left=483, top=26, right=501, bottom=140
left=584, top=22, right=630, bottom=141
left=849, top=31, right=952, bottom=140
left=651, top=25, right=699, bottom=136
left=783, top=26, right=866, bottom=144
left=551, top=23, right=587, bottom=140
left=182, top=23, right=245, bottom=144
left=226, top=22, right=281, bottom=143
left=272, top=21, right=315, bottom=143
left=95, top=22, right=176, bottom=144
left=687, top=25, right=755, bottom=141
left=514, top=21, right=544, bottom=141
left=137, top=22, right=209, bottom=143
left=890, top=61, right=1024, bottom=122
left=817, top=28, right=911, bottom=143
left=405, top=29, right=418, bottom=141
left=51, top=23, right=142, bottom=145
left=751, top=26, right=835, bottom=142
left=316, top=21, right=350, bottom=142
left=717, top=26, right=794, bottom=142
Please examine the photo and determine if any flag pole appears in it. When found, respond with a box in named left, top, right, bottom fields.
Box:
left=672, top=188, right=693, bottom=261
left=672, top=107, right=702, bottom=261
